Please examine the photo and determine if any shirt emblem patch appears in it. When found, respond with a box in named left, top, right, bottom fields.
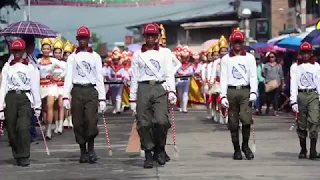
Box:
left=145, top=59, right=160, bottom=76
left=232, top=64, right=247, bottom=79
left=300, top=72, right=314, bottom=87
left=76, top=61, right=92, bottom=77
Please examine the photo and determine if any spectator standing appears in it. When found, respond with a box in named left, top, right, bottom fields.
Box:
left=255, top=54, right=264, bottom=114
left=263, top=52, right=284, bottom=116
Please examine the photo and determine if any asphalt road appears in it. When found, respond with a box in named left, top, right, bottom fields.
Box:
left=1, top=108, right=320, bottom=180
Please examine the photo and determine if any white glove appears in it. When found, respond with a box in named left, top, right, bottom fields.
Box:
left=0, top=111, right=4, bottom=120
left=292, top=103, right=299, bottom=113
left=63, top=99, right=71, bottom=109
left=99, top=101, right=106, bottom=112
left=221, top=98, right=229, bottom=108
left=168, top=92, right=177, bottom=105
left=249, top=93, right=257, bottom=102
left=34, top=109, right=41, bottom=117
left=130, top=101, right=136, bottom=112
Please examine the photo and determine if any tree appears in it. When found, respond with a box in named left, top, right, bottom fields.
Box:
left=0, top=0, right=20, bottom=10
left=91, top=32, right=103, bottom=52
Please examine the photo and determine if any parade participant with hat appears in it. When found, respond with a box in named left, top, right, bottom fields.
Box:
left=219, top=35, right=229, bottom=58
left=38, top=38, right=66, bottom=140
left=62, top=40, right=74, bottom=129
left=220, top=31, right=257, bottom=160
left=52, top=38, right=67, bottom=134
left=176, top=46, right=193, bottom=113
left=210, top=43, right=225, bottom=124
left=121, top=51, right=132, bottom=111
left=63, top=26, right=106, bottom=164
left=103, top=47, right=129, bottom=114
left=129, top=23, right=177, bottom=168
left=0, top=39, right=41, bottom=166
left=290, top=42, right=320, bottom=160
left=193, top=52, right=202, bottom=79
left=202, top=46, right=214, bottom=119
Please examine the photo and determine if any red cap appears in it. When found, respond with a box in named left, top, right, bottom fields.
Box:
left=143, top=23, right=159, bottom=35
left=300, top=42, right=312, bottom=51
left=77, top=26, right=91, bottom=37
left=11, top=39, right=26, bottom=50
left=230, top=31, right=245, bottom=42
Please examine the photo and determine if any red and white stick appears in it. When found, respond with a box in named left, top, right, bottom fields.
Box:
left=102, top=113, right=112, bottom=156
left=170, top=104, right=179, bottom=158
left=0, top=120, right=4, bottom=136
left=36, top=117, right=50, bottom=156
left=251, top=103, right=256, bottom=153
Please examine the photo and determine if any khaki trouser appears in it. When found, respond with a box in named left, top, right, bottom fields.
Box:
left=71, top=85, right=99, bottom=145
left=297, top=91, right=319, bottom=139
left=136, top=82, right=171, bottom=151
left=226, top=87, right=252, bottom=131
left=5, top=91, right=32, bottom=159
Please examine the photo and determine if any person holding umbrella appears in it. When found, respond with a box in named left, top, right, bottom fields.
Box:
left=0, top=39, right=41, bottom=166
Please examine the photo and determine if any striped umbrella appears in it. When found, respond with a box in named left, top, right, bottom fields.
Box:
left=0, top=21, right=57, bottom=38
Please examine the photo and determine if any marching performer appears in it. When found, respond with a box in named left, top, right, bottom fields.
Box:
left=193, top=52, right=202, bottom=79
left=103, top=47, right=129, bottom=114
left=176, top=46, right=193, bottom=113
left=210, top=42, right=224, bottom=124
left=52, top=38, right=66, bottom=134
left=62, top=40, right=74, bottom=129
left=290, top=42, right=320, bottom=159
left=129, top=23, right=177, bottom=168
left=121, top=51, right=132, bottom=111
left=0, top=39, right=41, bottom=166
left=219, top=35, right=229, bottom=57
left=38, top=38, right=66, bottom=140
left=201, top=47, right=214, bottom=119
left=220, top=31, right=257, bottom=160
left=63, top=26, right=106, bottom=164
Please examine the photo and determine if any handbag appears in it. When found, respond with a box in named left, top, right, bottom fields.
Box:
left=265, top=64, right=281, bottom=93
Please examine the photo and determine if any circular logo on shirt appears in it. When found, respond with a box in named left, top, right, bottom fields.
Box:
left=144, top=59, right=160, bottom=76
left=232, top=64, right=247, bottom=79
left=76, top=61, right=92, bottom=77
left=11, top=71, right=29, bottom=86
left=300, top=72, right=313, bottom=87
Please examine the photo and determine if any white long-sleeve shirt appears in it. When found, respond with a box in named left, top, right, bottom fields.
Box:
left=0, top=61, right=41, bottom=110
left=172, top=53, right=182, bottom=74
left=220, top=52, right=257, bottom=97
left=129, top=47, right=176, bottom=101
left=63, top=51, right=106, bottom=100
left=9, top=53, right=39, bottom=70
left=290, top=62, right=320, bottom=103
left=38, top=57, right=66, bottom=80
left=210, top=59, right=221, bottom=84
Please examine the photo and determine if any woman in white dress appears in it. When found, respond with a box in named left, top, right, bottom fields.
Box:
left=52, top=38, right=67, bottom=134
left=38, top=38, right=66, bottom=140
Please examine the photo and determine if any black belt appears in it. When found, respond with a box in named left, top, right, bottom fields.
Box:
left=228, top=85, right=250, bottom=89
left=8, top=90, right=30, bottom=94
left=298, top=89, right=316, bottom=92
left=73, top=83, right=96, bottom=88
left=139, top=80, right=165, bottom=85
left=104, top=81, right=124, bottom=84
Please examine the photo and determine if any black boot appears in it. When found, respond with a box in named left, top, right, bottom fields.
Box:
left=153, top=147, right=166, bottom=165
left=79, top=144, right=88, bottom=163
left=165, top=151, right=171, bottom=162
left=298, top=138, right=307, bottom=159
left=88, top=140, right=97, bottom=163
left=231, top=130, right=242, bottom=160
left=241, top=125, right=254, bottom=160
left=144, top=150, right=153, bottom=169
left=19, top=158, right=30, bottom=167
left=309, top=139, right=320, bottom=160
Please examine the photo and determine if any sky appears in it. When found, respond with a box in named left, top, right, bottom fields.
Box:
left=1, top=0, right=261, bottom=45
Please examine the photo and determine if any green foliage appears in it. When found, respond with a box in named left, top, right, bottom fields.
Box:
left=0, top=0, right=20, bottom=10
left=91, top=32, right=102, bottom=52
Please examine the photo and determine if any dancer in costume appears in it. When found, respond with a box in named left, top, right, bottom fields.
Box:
left=62, top=40, right=74, bottom=129
left=38, top=38, right=66, bottom=140
left=202, top=46, right=214, bottom=119
left=103, top=47, right=129, bottom=114
left=52, top=38, right=66, bottom=134
left=290, top=42, right=320, bottom=159
left=210, top=41, right=225, bottom=124
left=219, top=35, right=229, bottom=57
left=121, top=51, right=132, bottom=111
left=63, top=26, right=106, bottom=163
left=0, top=39, right=41, bottom=166
left=193, top=52, right=202, bottom=79
left=220, top=31, right=257, bottom=160
left=176, top=46, right=194, bottom=113
left=129, top=23, right=177, bottom=168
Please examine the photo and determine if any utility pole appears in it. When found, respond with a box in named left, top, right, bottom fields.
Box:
left=300, top=0, right=306, bottom=32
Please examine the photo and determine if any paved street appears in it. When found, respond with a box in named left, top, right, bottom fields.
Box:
left=1, top=108, right=320, bottom=180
